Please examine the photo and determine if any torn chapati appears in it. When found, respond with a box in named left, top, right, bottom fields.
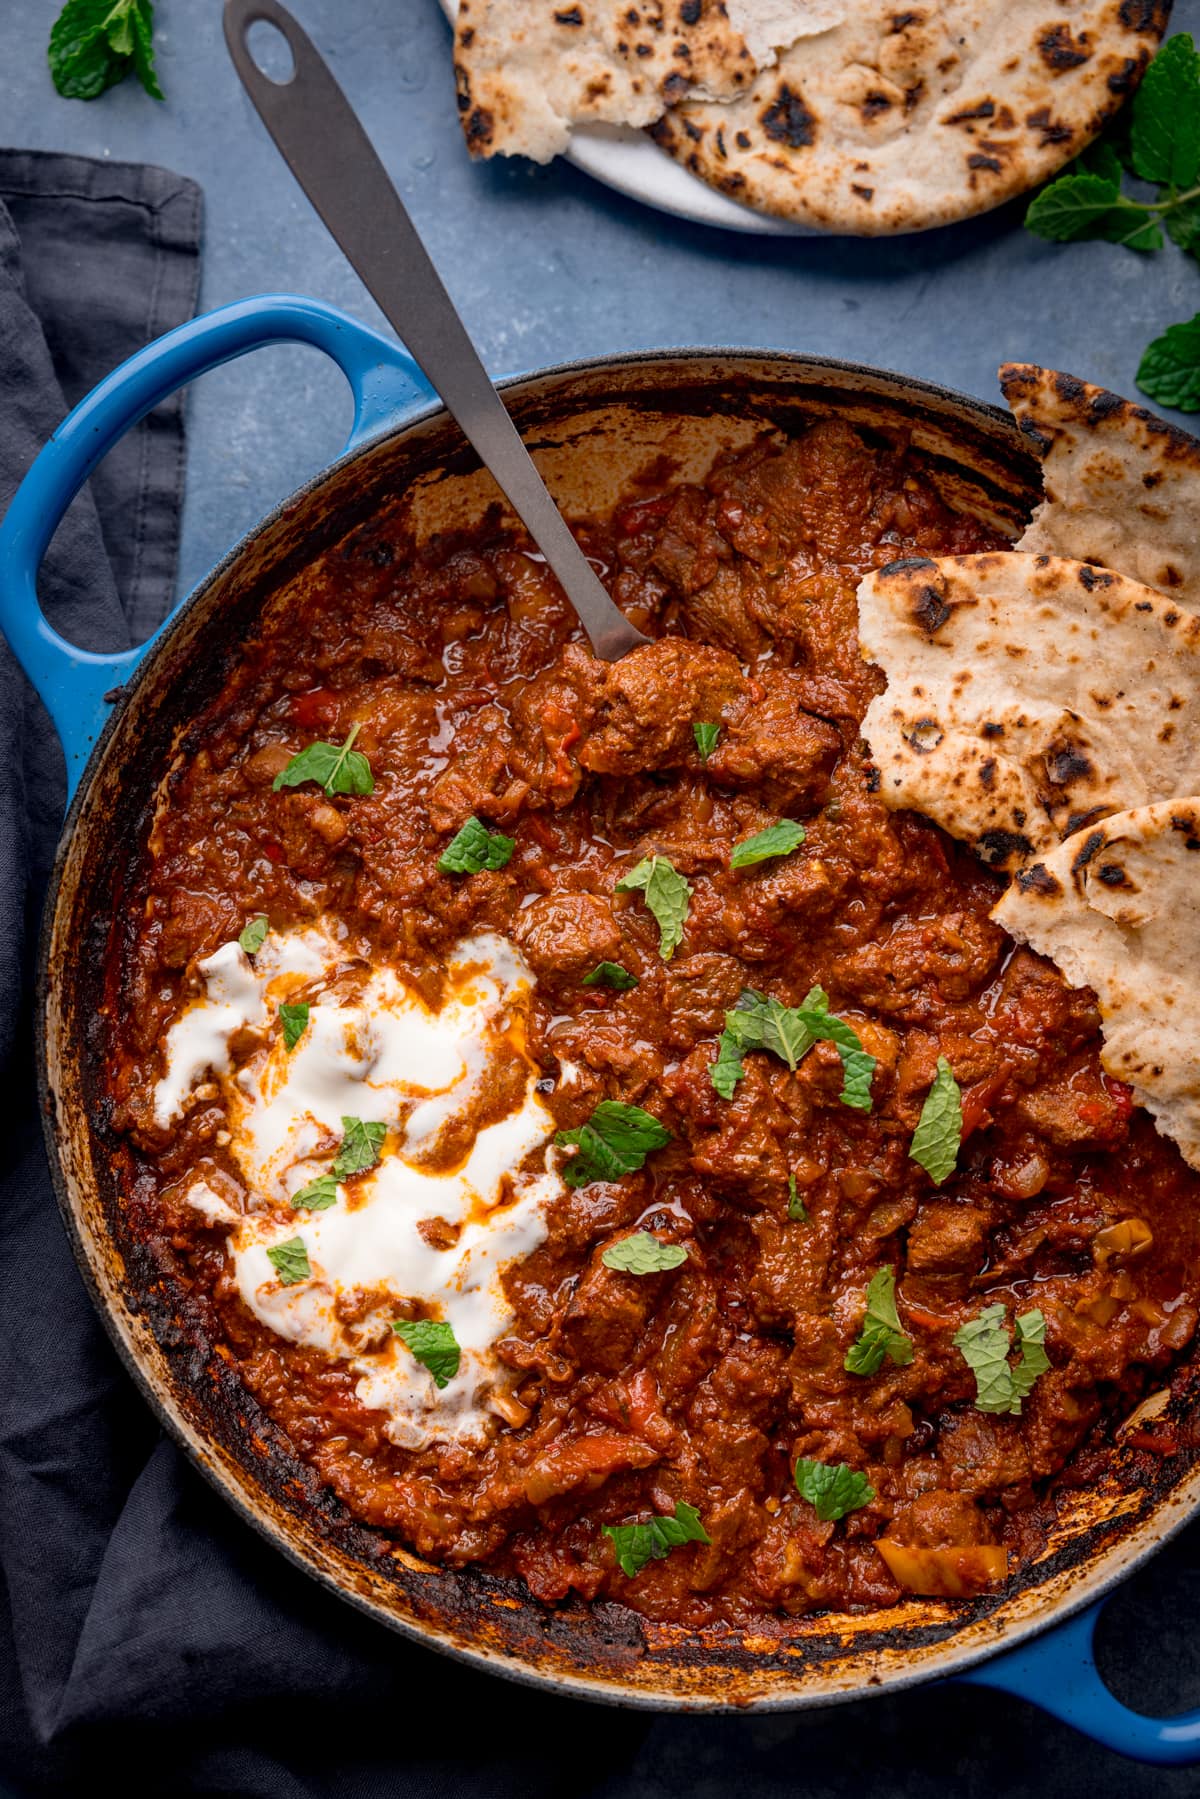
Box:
left=1001, top=362, right=1200, bottom=609
left=995, top=802, right=1200, bottom=1173
left=857, top=552, right=1200, bottom=871
left=451, top=0, right=842, bottom=163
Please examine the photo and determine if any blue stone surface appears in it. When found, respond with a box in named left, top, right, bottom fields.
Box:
left=2, top=2, right=1200, bottom=1791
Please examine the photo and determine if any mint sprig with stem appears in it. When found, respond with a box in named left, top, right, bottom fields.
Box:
left=1024, top=33, right=1200, bottom=411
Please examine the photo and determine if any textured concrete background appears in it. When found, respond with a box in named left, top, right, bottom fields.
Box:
left=2, top=0, right=1200, bottom=1791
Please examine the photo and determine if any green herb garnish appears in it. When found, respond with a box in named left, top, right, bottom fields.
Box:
left=909, top=1056, right=963, bottom=1187
left=601, top=1232, right=688, bottom=1275
left=555, top=1100, right=672, bottom=1189
left=953, top=1305, right=1050, bottom=1416
left=290, top=1174, right=338, bottom=1212
left=49, top=0, right=163, bottom=102
left=238, top=915, right=269, bottom=955
left=615, top=855, right=692, bottom=960
left=279, top=1001, right=310, bottom=1051
left=393, top=1318, right=461, bottom=1390
left=582, top=961, right=639, bottom=991
left=1024, top=33, right=1200, bottom=410
left=603, top=1501, right=710, bottom=1578
left=844, top=1268, right=914, bottom=1376
left=787, top=1174, right=809, bottom=1223
left=710, top=986, right=875, bottom=1111
left=332, top=1117, right=386, bottom=1180
left=267, top=1237, right=311, bottom=1286
left=793, top=1458, right=875, bottom=1522
left=273, top=722, right=374, bottom=797
left=729, top=819, right=806, bottom=870
left=438, top=815, right=515, bottom=875
left=693, top=721, right=720, bottom=763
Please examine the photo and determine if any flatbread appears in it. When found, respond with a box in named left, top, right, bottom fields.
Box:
left=994, top=800, right=1200, bottom=1171
left=651, top=2, right=1168, bottom=233
left=1001, top=362, right=1200, bottom=607
left=452, top=0, right=842, bottom=162
left=857, top=551, right=1200, bottom=869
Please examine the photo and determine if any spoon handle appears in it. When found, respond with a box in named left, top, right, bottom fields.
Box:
left=224, top=0, right=647, bottom=662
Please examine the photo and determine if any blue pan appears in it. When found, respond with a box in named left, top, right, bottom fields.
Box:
left=2, top=292, right=1199, bottom=1756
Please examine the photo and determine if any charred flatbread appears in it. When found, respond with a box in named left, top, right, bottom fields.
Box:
left=451, top=0, right=842, bottom=162
left=994, top=800, right=1200, bottom=1171
left=857, top=551, right=1200, bottom=869
left=1001, top=362, right=1200, bottom=607
left=650, top=2, right=1168, bottom=233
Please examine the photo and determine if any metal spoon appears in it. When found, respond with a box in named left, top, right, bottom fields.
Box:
left=224, top=0, right=647, bottom=662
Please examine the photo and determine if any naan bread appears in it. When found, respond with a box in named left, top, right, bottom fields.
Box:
left=857, top=552, right=1200, bottom=869
left=994, top=801, right=1200, bottom=1171
left=651, top=1, right=1168, bottom=233
left=1001, top=362, right=1200, bottom=607
left=452, top=0, right=842, bottom=162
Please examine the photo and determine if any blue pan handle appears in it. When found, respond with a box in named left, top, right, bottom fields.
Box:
left=957, top=1595, right=1200, bottom=1763
left=0, top=293, right=432, bottom=795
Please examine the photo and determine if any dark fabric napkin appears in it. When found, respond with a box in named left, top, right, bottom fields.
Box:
left=4, top=149, right=1200, bottom=1799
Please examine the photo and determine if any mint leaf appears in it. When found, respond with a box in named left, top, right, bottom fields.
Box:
left=787, top=1173, right=809, bottom=1222
left=603, top=1501, right=710, bottom=1578
left=710, top=985, right=874, bottom=1109
left=49, top=0, right=162, bottom=101
left=1132, top=32, right=1200, bottom=189
left=332, top=1117, right=386, bottom=1180
left=1024, top=173, right=1161, bottom=250
left=273, top=723, right=373, bottom=798
left=1138, top=313, right=1200, bottom=410
left=279, top=1001, right=310, bottom=1051
left=797, top=1001, right=875, bottom=1111
left=1076, top=136, right=1124, bottom=185
left=438, top=815, right=515, bottom=874
left=555, top=1099, right=672, bottom=1188
left=601, top=1232, right=688, bottom=1274
left=267, top=1236, right=311, bottom=1286
left=844, top=1268, right=913, bottom=1376
left=615, top=855, right=692, bottom=960
left=582, top=961, right=639, bottom=991
left=909, top=1056, right=963, bottom=1186
left=1166, top=197, right=1200, bottom=255
left=693, top=721, right=720, bottom=763
left=711, top=1022, right=751, bottom=1099
left=238, top=915, right=268, bottom=955
left=290, top=1174, right=339, bottom=1212
left=793, top=1458, right=875, bottom=1522
left=730, top=819, right=806, bottom=870
left=954, top=1305, right=1050, bottom=1415
left=393, top=1318, right=461, bottom=1389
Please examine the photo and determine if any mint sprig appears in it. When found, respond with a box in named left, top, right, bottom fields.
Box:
left=1024, top=33, right=1200, bottom=410
left=710, top=986, right=875, bottom=1111
left=49, top=0, right=163, bottom=102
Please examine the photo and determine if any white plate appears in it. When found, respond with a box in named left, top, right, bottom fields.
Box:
left=437, top=0, right=808, bottom=237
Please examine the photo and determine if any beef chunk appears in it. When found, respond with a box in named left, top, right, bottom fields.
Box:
left=660, top=953, right=746, bottom=1049
left=889, top=1489, right=993, bottom=1549
left=938, top=1411, right=1032, bottom=1499
left=578, top=637, right=747, bottom=777
left=705, top=670, right=840, bottom=811
left=907, top=1203, right=990, bottom=1274
left=1012, top=1066, right=1131, bottom=1151
left=833, top=912, right=1006, bottom=1014
left=559, top=1245, right=666, bottom=1374
left=506, top=645, right=600, bottom=806
left=514, top=893, right=622, bottom=985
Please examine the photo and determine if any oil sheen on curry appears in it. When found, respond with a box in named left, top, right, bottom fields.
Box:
left=104, top=418, right=1200, bottom=1628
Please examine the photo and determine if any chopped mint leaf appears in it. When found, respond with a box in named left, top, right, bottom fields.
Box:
left=332, top=1117, right=386, bottom=1180
left=267, top=1237, right=311, bottom=1286
left=954, top=1305, right=1051, bottom=1416
left=693, top=721, right=720, bottom=763
left=615, top=854, right=692, bottom=960
left=844, top=1268, right=913, bottom=1376
left=601, top=1232, right=688, bottom=1275
left=290, top=1174, right=338, bottom=1212
left=49, top=0, right=163, bottom=102
left=238, top=915, right=269, bottom=955
left=279, top=1001, right=310, bottom=1051
left=730, top=819, right=805, bottom=870
left=393, top=1318, right=461, bottom=1390
left=603, top=1501, right=710, bottom=1578
left=555, top=1100, right=672, bottom=1188
left=787, top=1173, right=809, bottom=1222
left=438, top=815, right=515, bottom=875
left=909, top=1056, right=963, bottom=1186
left=582, top=961, right=639, bottom=991
left=273, top=723, right=373, bottom=797
left=793, top=1458, right=875, bottom=1522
